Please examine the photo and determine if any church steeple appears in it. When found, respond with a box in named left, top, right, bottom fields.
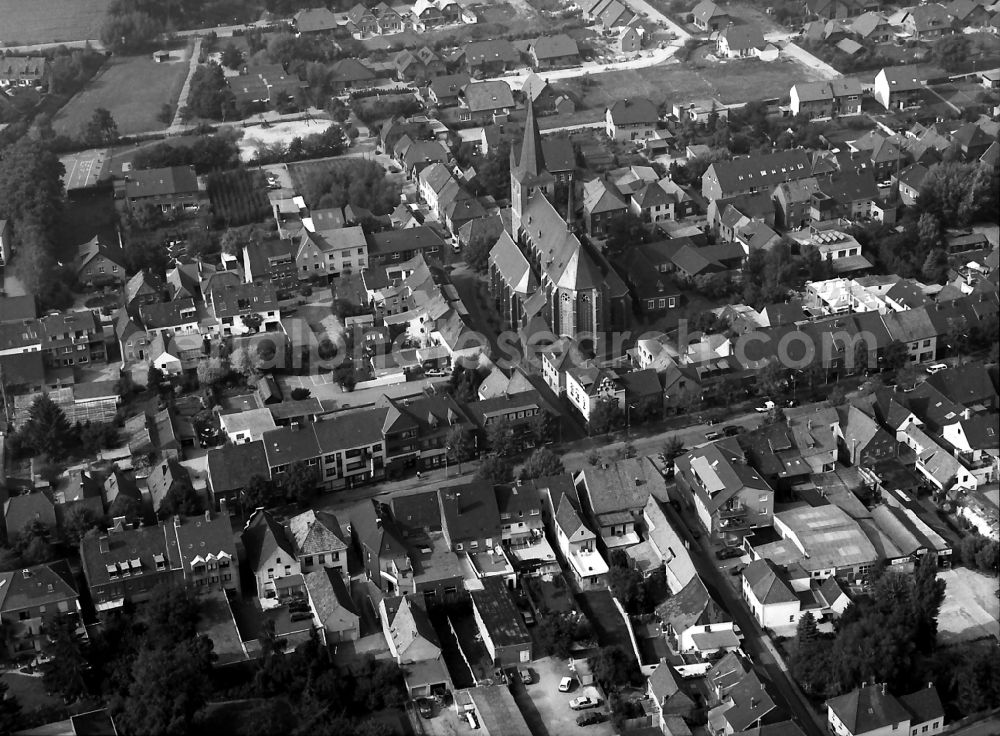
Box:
left=510, top=99, right=554, bottom=237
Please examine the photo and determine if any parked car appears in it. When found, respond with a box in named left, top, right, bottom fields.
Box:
left=723, top=425, right=740, bottom=437
left=716, top=547, right=742, bottom=560
left=570, top=696, right=601, bottom=710
left=705, top=430, right=722, bottom=440
left=522, top=610, right=536, bottom=626
left=463, top=711, right=479, bottom=729
left=519, top=669, right=534, bottom=685
left=926, top=363, right=948, bottom=375
left=558, top=677, right=575, bottom=692
left=755, top=400, right=775, bottom=413
left=417, top=699, right=434, bottom=719
left=576, top=712, right=607, bottom=726
left=730, top=564, right=745, bottom=576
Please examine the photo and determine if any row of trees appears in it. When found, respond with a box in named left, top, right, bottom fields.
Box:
left=5, top=395, right=120, bottom=464
left=132, top=134, right=242, bottom=174
left=298, top=159, right=399, bottom=215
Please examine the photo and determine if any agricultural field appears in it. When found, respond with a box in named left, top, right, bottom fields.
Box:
left=0, top=0, right=111, bottom=45
left=52, top=52, right=189, bottom=137
left=207, top=169, right=271, bottom=227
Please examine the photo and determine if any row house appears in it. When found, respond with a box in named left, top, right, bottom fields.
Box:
left=0, top=56, right=49, bottom=87
left=575, top=457, right=666, bottom=549
left=544, top=477, right=609, bottom=589
left=463, top=40, right=521, bottom=76
left=789, top=78, right=863, bottom=118
left=207, top=281, right=281, bottom=336
left=139, top=298, right=200, bottom=342
left=80, top=513, right=239, bottom=615
left=702, top=149, right=813, bottom=201
left=566, top=366, right=625, bottom=425
left=465, top=390, right=550, bottom=455
left=118, top=166, right=208, bottom=214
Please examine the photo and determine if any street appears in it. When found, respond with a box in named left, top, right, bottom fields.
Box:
left=660, top=500, right=828, bottom=736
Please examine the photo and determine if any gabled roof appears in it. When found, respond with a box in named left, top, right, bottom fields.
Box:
left=742, top=559, right=798, bottom=604
left=706, top=149, right=812, bottom=196
left=294, top=6, right=340, bottom=32
left=242, top=509, right=297, bottom=573
left=827, top=685, right=917, bottom=734
left=656, top=575, right=729, bottom=633
left=531, top=34, right=580, bottom=60
left=0, top=561, right=78, bottom=613
left=607, top=97, right=658, bottom=125
left=583, top=178, right=628, bottom=215
left=461, top=80, right=515, bottom=113
left=720, top=23, right=765, bottom=50
left=692, top=0, right=729, bottom=22
left=878, top=66, right=924, bottom=92
left=464, top=39, right=520, bottom=66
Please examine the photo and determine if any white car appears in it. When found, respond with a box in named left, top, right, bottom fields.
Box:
left=755, top=400, right=775, bottom=413
left=570, top=695, right=600, bottom=710
left=926, top=363, right=948, bottom=375
left=558, top=677, right=575, bottom=692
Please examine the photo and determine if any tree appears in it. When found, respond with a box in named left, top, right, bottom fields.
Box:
left=16, top=519, right=56, bottom=564
left=243, top=475, right=280, bottom=512
left=143, top=583, right=203, bottom=647
left=661, top=437, right=685, bottom=464
left=445, top=426, right=473, bottom=474
left=463, top=230, right=494, bottom=273
left=826, top=385, right=847, bottom=407
left=197, top=357, right=229, bottom=387
left=230, top=346, right=264, bottom=380
left=115, top=638, right=213, bottom=736
left=588, top=646, right=638, bottom=692
left=100, top=9, right=162, bottom=53
left=63, top=505, right=102, bottom=546
left=221, top=42, right=244, bottom=70
left=911, top=554, right=946, bottom=653
left=0, top=679, right=21, bottom=734
left=883, top=340, right=909, bottom=372
left=486, top=417, right=518, bottom=457
left=921, top=248, right=949, bottom=284
left=157, top=480, right=205, bottom=519
left=933, top=34, right=971, bottom=72
left=109, top=494, right=142, bottom=525
left=21, top=394, right=73, bottom=457
left=475, top=455, right=514, bottom=485
left=82, top=107, right=119, bottom=146
left=589, top=399, right=623, bottom=436
left=519, top=448, right=565, bottom=480
left=280, top=461, right=320, bottom=505
left=535, top=613, right=578, bottom=659
left=184, top=62, right=235, bottom=121
left=43, top=613, right=90, bottom=701
left=77, top=420, right=120, bottom=457
left=975, top=541, right=999, bottom=574
left=608, top=552, right=645, bottom=614
left=529, top=410, right=556, bottom=446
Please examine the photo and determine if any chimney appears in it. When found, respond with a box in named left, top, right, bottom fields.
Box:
left=98, top=537, right=109, bottom=554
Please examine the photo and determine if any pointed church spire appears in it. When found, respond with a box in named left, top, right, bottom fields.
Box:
left=512, top=99, right=545, bottom=183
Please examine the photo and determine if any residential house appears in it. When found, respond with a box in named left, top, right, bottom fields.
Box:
left=345, top=3, right=380, bottom=36
left=205, top=440, right=271, bottom=512
left=873, top=67, right=924, bottom=110
left=583, top=178, right=629, bottom=236
left=619, top=24, right=643, bottom=52
left=0, top=562, right=82, bottom=659
left=692, top=0, right=731, bottom=30
left=293, top=7, right=339, bottom=33
left=382, top=394, right=474, bottom=472
left=838, top=404, right=900, bottom=466
left=717, top=24, right=766, bottom=59
left=708, top=669, right=778, bottom=735
left=674, top=443, right=775, bottom=544
left=0, top=56, right=48, bottom=87
left=773, top=178, right=822, bottom=230
left=39, top=310, right=108, bottom=368
left=529, top=34, right=580, bottom=69
left=850, top=11, right=894, bottom=40
left=427, top=72, right=470, bottom=106
left=789, top=79, right=863, bottom=118
left=946, top=0, right=991, bottom=25
left=826, top=683, right=945, bottom=736
left=565, top=366, right=625, bottom=425
left=647, top=664, right=697, bottom=727
left=375, top=2, right=407, bottom=34
left=605, top=97, right=658, bottom=142
left=470, top=577, right=532, bottom=665
left=575, top=457, right=665, bottom=548
left=287, top=510, right=348, bottom=576
left=463, top=40, right=521, bottom=76
left=438, top=483, right=502, bottom=554
left=119, top=165, right=206, bottom=213
left=898, top=3, right=954, bottom=38
left=329, top=58, right=376, bottom=92
left=459, top=80, right=515, bottom=123
left=702, top=149, right=813, bottom=201
left=80, top=514, right=238, bottom=614
left=242, top=508, right=300, bottom=599
left=379, top=594, right=441, bottom=664
left=550, top=481, right=609, bottom=588
left=741, top=558, right=801, bottom=627
left=305, top=567, right=359, bottom=642
left=207, top=281, right=281, bottom=336
left=643, top=496, right=697, bottom=593
left=295, top=225, right=367, bottom=280
left=353, top=501, right=412, bottom=596
left=76, top=236, right=126, bottom=287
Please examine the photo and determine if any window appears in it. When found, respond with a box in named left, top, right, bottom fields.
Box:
left=303, top=556, right=313, bottom=566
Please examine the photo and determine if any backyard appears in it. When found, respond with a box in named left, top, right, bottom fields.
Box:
left=52, top=52, right=190, bottom=137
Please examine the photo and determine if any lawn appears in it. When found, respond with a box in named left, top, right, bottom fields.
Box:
left=552, top=56, right=820, bottom=118
left=0, top=0, right=111, bottom=45
left=52, top=52, right=190, bottom=137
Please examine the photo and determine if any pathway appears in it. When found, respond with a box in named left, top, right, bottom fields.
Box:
left=485, top=45, right=680, bottom=88
left=169, top=37, right=204, bottom=133
left=779, top=40, right=842, bottom=80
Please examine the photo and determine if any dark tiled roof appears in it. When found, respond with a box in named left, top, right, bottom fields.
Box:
left=242, top=509, right=297, bottom=573
left=470, top=577, right=531, bottom=647
left=206, top=441, right=270, bottom=494
left=125, top=166, right=199, bottom=199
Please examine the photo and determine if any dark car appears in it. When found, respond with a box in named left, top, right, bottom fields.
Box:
left=576, top=712, right=607, bottom=726
left=417, top=699, right=434, bottom=719
left=722, top=425, right=740, bottom=437
left=716, top=547, right=742, bottom=560
left=729, top=564, right=745, bottom=576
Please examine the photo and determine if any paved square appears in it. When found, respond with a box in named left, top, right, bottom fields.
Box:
left=937, top=568, right=1000, bottom=645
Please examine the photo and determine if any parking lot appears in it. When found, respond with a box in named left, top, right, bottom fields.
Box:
left=512, top=656, right=614, bottom=736
left=937, top=567, right=1000, bottom=645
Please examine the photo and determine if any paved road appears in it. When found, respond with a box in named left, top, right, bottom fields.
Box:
left=486, top=45, right=680, bottom=88
left=627, top=0, right=692, bottom=40
left=661, top=500, right=827, bottom=736
left=169, top=37, right=203, bottom=132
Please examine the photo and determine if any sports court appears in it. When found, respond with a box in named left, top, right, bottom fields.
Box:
left=60, top=148, right=111, bottom=192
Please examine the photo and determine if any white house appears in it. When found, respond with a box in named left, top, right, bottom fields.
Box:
left=716, top=24, right=765, bottom=59
left=827, top=683, right=945, bottom=736
left=741, top=558, right=801, bottom=628
left=565, top=366, right=625, bottom=425
left=552, top=489, right=609, bottom=589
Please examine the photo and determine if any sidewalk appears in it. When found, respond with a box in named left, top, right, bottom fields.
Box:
left=169, top=37, right=203, bottom=133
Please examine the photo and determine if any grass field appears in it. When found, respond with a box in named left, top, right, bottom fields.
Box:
left=553, top=57, right=822, bottom=115
left=53, top=53, right=190, bottom=137
left=0, top=0, right=111, bottom=45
